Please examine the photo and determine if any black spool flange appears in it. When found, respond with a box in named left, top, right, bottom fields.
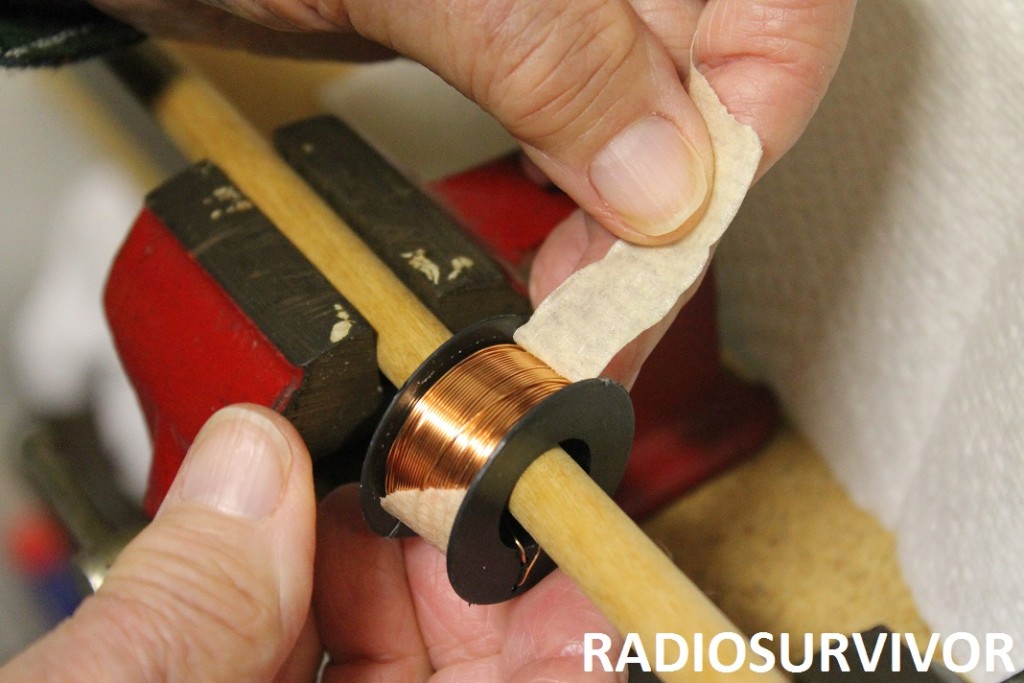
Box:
left=360, top=316, right=634, bottom=605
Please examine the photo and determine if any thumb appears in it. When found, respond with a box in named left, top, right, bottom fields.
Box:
left=320, top=0, right=714, bottom=245
left=1, top=405, right=316, bottom=683
left=95, top=0, right=713, bottom=244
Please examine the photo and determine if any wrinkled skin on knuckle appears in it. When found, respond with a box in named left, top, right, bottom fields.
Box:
left=91, top=0, right=395, bottom=57
left=696, top=0, right=855, bottom=168
left=753, top=2, right=849, bottom=94
left=465, top=0, right=643, bottom=148
left=90, top=0, right=217, bottom=36
left=92, top=0, right=327, bottom=33
left=700, top=0, right=854, bottom=98
left=197, top=0, right=295, bottom=30
left=79, top=521, right=284, bottom=680
left=258, top=0, right=362, bottom=31
left=191, top=0, right=330, bottom=31
left=313, top=0, right=354, bottom=29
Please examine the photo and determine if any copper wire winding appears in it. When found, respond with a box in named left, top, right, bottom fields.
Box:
left=385, top=344, right=569, bottom=494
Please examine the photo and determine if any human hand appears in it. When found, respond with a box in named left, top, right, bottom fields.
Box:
left=90, top=0, right=855, bottom=383
left=315, top=483, right=622, bottom=682
left=0, top=404, right=621, bottom=682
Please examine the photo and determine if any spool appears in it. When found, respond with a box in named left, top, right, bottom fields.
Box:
left=109, top=46, right=787, bottom=682
left=360, top=316, right=633, bottom=604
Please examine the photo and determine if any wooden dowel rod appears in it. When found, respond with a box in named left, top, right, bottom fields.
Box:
left=109, top=42, right=449, bottom=385
left=512, top=449, right=784, bottom=682
left=112, top=43, right=781, bottom=681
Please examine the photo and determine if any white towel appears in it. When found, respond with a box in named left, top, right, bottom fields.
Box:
left=716, top=2, right=1024, bottom=679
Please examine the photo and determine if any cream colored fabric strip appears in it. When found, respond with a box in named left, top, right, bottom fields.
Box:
left=515, top=68, right=762, bottom=382
left=377, top=69, right=762, bottom=556
left=382, top=487, right=466, bottom=553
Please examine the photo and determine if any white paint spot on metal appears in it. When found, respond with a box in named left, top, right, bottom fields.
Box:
left=207, top=185, right=253, bottom=220
left=401, top=248, right=441, bottom=285
left=330, top=303, right=353, bottom=343
left=447, top=256, right=474, bottom=281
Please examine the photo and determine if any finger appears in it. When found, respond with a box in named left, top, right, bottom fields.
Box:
left=519, top=153, right=552, bottom=188
left=313, top=0, right=715, bottom=245
left=527, top=209, right=645, bottom=387
left=315, top=485, right=432, bottom=682
left=598, top=267, right=706, bottom=389
left=93, top=0, right=331, bottom=33
left=527, top=209, right=618, bottom=307
left=627, top=0, right=705, bottom=73
left=274, top=611, right=324, bottom=683
left=504, top=572, right=625, bottom=682
left=694, top=0, right=857, bottom=176
left=1, top=405, right=316, bottom=683
left=401, top=536, right=510, bottom=669
left=528, top=208, right=708, bottom=388
left=89, top=0, right=395, bottom=60
left=200, top=0, right=337, bottom=31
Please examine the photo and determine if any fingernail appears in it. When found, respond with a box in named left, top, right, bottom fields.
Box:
left=178, top=406, right=292, bottom=520
left=590, top=115, right=708, bottom=237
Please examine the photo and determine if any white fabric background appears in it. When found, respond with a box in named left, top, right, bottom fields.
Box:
left=716, top=2, right=1024, bottom=678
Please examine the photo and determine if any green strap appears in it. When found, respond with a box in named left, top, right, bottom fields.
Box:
left=0, top=3, right=142, bottom=68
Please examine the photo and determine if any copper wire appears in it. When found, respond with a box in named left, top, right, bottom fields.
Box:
left=385, top=344, right=568, bottom=494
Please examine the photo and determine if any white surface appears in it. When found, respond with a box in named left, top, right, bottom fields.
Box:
left=715, top=1, right=1023, bottom=679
